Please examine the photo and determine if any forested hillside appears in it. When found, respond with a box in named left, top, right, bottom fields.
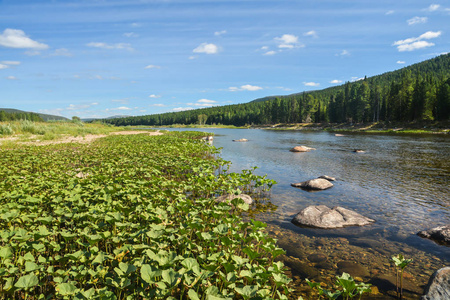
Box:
left=105, top=53, right=450, bottom=126
left=0, top=109, right=44, bottom=122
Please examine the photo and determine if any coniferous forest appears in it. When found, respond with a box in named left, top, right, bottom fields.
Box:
left=104, top=54, right=450, bottom=127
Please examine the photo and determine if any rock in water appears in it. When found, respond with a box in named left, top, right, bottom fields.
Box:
left=216, top=194, right=253, bottom=205
left=289, top=145, right=316, bottom=152
left=232, top=138, right=248, bottom=142
left=292, top=205, right=375, bottom=229
left=417, top=225, right=450, bottom=246
left=291, top=178, right=333, bottom=190
left=318, top=175, right=336, bottom=181
left=421, top=267, right=450, bottom=300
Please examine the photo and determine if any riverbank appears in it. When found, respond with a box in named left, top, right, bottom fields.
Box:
left=252, top=121, right=450, bottom=134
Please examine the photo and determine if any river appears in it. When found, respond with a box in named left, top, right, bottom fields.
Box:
left=161, top=128, right=450, bottom=299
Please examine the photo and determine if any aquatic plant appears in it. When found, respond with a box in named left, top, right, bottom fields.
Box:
left=392, top=253, right=413, bottom=299
left=306, top=272, right=372, bottom=300
left=0, top=133, right=291, bottom=299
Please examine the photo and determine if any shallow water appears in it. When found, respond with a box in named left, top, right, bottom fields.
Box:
left=161, top=128, right=450, bottom=298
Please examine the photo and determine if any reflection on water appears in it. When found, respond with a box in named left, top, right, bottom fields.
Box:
left=161, top=128, right=450, bottom=298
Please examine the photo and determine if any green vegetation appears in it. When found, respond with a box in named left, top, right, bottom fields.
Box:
left=392, top=254, right=413, bottom=299
left=306, top=273, right=372, bottom=299
left=0, top=132, right=291, bottom=299
left=103, top=53, right=450, bottom=127
left=0, top=109, right=68, bottom=122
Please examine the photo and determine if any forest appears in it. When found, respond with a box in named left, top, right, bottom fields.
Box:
left=0, top=110, right=44, bottom=122
left=104, top=54, right=450, bottom=127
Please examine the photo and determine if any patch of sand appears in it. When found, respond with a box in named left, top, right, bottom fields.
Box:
left=1, top=130, right=163, bottom=146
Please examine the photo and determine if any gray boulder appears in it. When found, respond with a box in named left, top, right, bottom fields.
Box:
left=421, top=267, right=450, bottom=300
left=216, top=193, right=253, bottom=205
left=291, top=178, right=333, bottom=190
left=233, top=138, right=248, bottom=142
left=318, top=175, right=336, bottom=181
left=290, top=145, right=316, bottom=152
left=292, top=205, right=375, bottom=229
left=418, top=225, right=450, bottom=246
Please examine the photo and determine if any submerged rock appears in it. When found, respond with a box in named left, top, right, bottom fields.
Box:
left=291, top=178, right=333, bottom=190
left=232, top=138, right=248, bottom=142
left=335, top=134, right=345, bottom=137
left=421, top=267, right=450, bottom=300
left=292, top=205, right=375, bottom=229
left=337, top=261, right=370, bottom=278
left=318, top=175, right=336, bottom=181
left=353, top=149, right=365, bottom=153
left=289, top=145, right=316, bottom=152
left=216, top=193, right=253, bottom=205
left=417, top=225, right=450, bottom=246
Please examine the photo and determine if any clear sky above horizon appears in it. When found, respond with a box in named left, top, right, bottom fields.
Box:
left=1, top=0, right=449, bottom=119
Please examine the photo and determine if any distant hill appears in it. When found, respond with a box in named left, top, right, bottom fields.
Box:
left=0, top=108, right=69, bottom=121
left=82, top=115, right=130, bottom=122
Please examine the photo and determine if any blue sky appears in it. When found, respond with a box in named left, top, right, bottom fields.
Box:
left=1, top=0, right=449, bottom=119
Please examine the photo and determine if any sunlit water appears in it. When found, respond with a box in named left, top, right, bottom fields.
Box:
left=158, top=128, right=450, bottom=297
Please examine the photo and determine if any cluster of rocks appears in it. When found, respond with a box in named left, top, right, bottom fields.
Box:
left=232, top=138, right=248, bottom=142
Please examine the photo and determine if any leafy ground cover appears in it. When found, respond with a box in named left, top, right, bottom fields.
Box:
left=0, top=131, right=291, bottom=299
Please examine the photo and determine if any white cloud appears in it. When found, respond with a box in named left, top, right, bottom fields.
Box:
left=123, top=32, right=138, bottom=38
left=407, top=16, right=427, bottom=25
left=214, top=30, right=227, bottom=36
left=151, top=104, right=165, bottom=107
left=0, top=29, right=49, bottom=49
left=351, top=77, right=364, bottom=82
left=1, top=61, right=20, bottom=65
left=274, top=34, right=303, bottom=49
left=188, top=56, right=197, bottom=60
left=145, top=64, right=161, bottom=69
left=397, top=60, right=406, bottom=64
left=193, top=43, right=219, bottom=54
left=149, top=94, right=161, bottom=98
left=198, top=99, right=216, bottom=103
left=426, top=4, right=440, bottom=12
left=261, top=46, right=269, bottom=50
left=114, top=106, right=132, bottom=111
left=131, top=23, right=141, bottom=27
left=263, top=50, right=277, bottom=56
left=186, top=99, right=218, bottom=107
left=393, top=31, right=441, bottom=51
left=24, top=50, right=41, bottom=56
left=173, top=107, right=194, bottom=112
left=304, top=30, right=318, bottom=38
left=0, top=64, right=8, bottom=70
left=50, top=48, right=73, bottom=57
left=304, top=82, right=320, bottom=87
left=6, top=76, right=18, bottom=80
left=229, top=84, right=263, bottom=92
left=385, top=10, right=394, bottom=15
left=330, top=79, right=342, bottom=84
left=337, top=49, right=350, bottom=56
left=86, top=42, right=133, bottom=51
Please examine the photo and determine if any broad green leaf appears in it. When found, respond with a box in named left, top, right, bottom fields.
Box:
left=188, top=289, right=200, bottom=300
left=0, top=246, right=13, bottom=259
left=15, top=273, right=39, bottom=290
left=56, top=283, right=77, bottom=296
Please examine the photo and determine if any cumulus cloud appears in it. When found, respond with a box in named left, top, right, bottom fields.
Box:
left=426, top=4, right=440, bottom=12
left=173, top=107, right=194, bottom=112
left=397, top=60, right=406, bottom=64
left=214, top=30, right=227, bottom=36
left=407, top=16, right=427, bottom=25
left=385, top=10, right=394, bottom=15
left=337, top=50, right=350, bottom=56
left=113, top=106, right=132, bottom=111
left=186, top=99, right=218, bottom=107
left=304, top=82, right=320, bottom=87
left=330, top=79, right=343, bottom=84
left=263, top=50, right=277, bottom=56
left=193, top=43, right=219, bottom=54
left=229, top=84, right=263, bottom=92
left=393, top=31, right=441, bottom=51
left=87, top=42, right=133, bottom=51
left=0, top=29, right=49, bottom=49
left=6, top=76, right=18, bottom=80
left=351, top=77, right=364, bottom=82
left=1, top=61, right=20, bottom=65
left=149, top=94, right=161, bottom=98
left=0, top=64, right=9, bottom=70
left=145, top=65, right=161, bottom=69
left=275, top=34, right=304, bottom=49
left=304, top=30, right=318, bottom=38
left=151, top=104, right=165, bottom=107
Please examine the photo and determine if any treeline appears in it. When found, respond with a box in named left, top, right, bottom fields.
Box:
left=104, top=54, right=450, bottom=126
left=0, top=110, right=44, bottom=122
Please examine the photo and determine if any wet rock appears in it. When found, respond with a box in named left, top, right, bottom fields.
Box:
left=291, top=178, right=333, bottom=190
left=307, top=253, right=327, bottom=263
left=337, top=261, right=370, bottom=278
left=277, top=240, right=305, bottom=260
left=353, top=149, right=365, bottom=153
left=282, top=257, right=319, bottom=279
left=315, top=261, right=333, bottom=270
left=421, top=267, right=450, bottom=300
left=417, top=225, right=450, bottom=246
left=232, top=138, right=248, bottom=142
left=216, top=193, right=253, bottom=205
left=292, top=205, right=375, bottom=229
left=290, top=145, right=316, bottom=152
left=318, top=175, right=336, bottom=181
left=370, top=274, right=422, bottom=296
left=335, top=134, right=345, bottom=137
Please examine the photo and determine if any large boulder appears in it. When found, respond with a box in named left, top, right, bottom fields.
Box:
left=232, top=138, right=248, bottom=142
left=291, top=178, right=333, bottom=190
left=292, top=205, right=375, bottom=229
left=216, top=193, right=253, bottom=205
left=421, top=267, right=450, bottom=300
left=290, top=145, right=316, bottom=152
left=417, top=225, right=450, bottom=246
left=318, top=175, right=336, bottom=181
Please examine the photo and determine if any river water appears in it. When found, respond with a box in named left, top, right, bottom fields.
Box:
left=162, top=128, right=450, bottom=298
